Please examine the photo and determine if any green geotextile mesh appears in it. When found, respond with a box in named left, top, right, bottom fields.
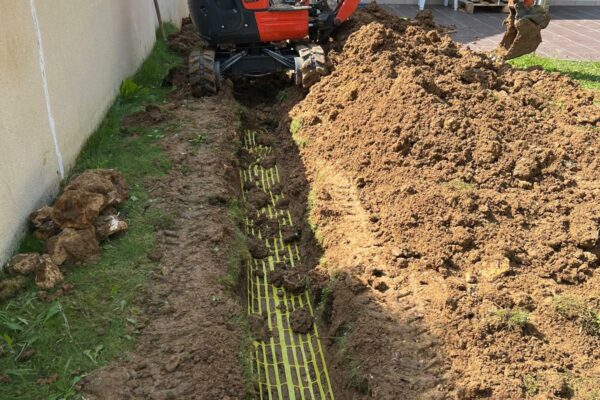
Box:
left=240, top=130, right=335, bottom=400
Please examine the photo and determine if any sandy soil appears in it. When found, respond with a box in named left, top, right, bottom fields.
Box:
left=285, top=5, right=600, bottom=399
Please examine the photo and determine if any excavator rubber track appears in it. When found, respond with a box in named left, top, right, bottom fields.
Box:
left=295, top=44, right=328, bottom=89
left=189, top=48, right=219, bottom=97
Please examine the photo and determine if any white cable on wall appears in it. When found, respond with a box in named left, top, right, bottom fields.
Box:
left=29, top=0, right=65, bottom=179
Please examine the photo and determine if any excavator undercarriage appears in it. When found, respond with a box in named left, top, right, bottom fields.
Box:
left=187, top=0, right=357, bottom=96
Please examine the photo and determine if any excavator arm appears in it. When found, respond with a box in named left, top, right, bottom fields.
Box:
left=334, top=0, right=360, bottom=24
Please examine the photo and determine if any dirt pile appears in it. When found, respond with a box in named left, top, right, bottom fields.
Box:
left=1, top=169, right=129, bottom=296
left=290, top=5, right=600, bottom=399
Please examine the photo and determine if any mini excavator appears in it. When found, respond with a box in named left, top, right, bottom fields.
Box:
left=187, top=0, right=359, bottom=95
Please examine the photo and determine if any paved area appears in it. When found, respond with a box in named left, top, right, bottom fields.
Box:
left=383, top=5, right=600, bottom=60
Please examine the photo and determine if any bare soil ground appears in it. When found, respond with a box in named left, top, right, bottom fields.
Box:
left=82, top=47, right=248, bottom=399
left=82, top=7, right=600, bottom=399
left=286, top=5, right=600, bottom=400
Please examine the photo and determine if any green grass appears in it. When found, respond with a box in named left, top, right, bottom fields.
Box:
left=580, top=309, right=600, bottom=337
left=334, top=324, right=369, bottom=393
left=230, top=313, right=258, bottom=400
left=522, top=374, right=539, bottom=396
left=490, top=307, right=530, bottom=331
left=290, top=118, right=309, bottom=148
left=553, top=296, right=600, bottom=337
left=553, top=296, right=585, bottom=320
left=0, top=26, right=181, bottom=400
left=510, top=54, right=600, bottom=91
left=220, top=201, right=250, bottom=292
left=17, top=235, right=44, bottom=255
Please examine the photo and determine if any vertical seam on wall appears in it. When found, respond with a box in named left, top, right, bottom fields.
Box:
left=29, top=0, right=65, bottom=179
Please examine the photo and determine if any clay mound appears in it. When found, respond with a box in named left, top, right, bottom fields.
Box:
left=294, top=6, right=599, bottom=282
left=291, top=5, right=600, bottom=398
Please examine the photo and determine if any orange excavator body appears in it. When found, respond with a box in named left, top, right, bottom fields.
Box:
left=187, top=0, right=360, bottom=95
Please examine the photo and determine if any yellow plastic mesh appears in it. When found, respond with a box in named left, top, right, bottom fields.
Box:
left=240, top=130, right=335, bottom=400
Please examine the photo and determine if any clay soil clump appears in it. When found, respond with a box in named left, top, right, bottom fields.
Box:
left=1, top=169, right=129, bottom=295
left=290, top=5, right=600, bottom=399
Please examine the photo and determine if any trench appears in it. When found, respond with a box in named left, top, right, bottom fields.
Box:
left=233, top=82, right=335, bottom=400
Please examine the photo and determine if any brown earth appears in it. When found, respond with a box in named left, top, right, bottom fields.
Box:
left=284, top=4, right=600, bottom=399
left=51, top=6, right=600, bottom=400
left=1, top=168, right=129, bottom=294
left=290, top=307, right=315, bottom=334
left=81, top=25, right=249, bottom=399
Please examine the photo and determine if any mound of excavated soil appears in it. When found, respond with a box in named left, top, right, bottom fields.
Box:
left=291, top=5, right=600, bottom=399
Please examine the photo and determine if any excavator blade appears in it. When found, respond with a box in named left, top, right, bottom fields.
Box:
left=494, top=5, right=550, bottom=60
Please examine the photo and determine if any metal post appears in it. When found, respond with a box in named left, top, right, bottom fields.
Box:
left=153, top=0, right=167, bottom=41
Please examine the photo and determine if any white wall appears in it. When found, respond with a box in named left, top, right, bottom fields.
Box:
left=0, top=0, right=189, bottom=266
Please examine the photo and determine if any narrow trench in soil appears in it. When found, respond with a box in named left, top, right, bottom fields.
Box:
left=232, top=81, right=337, bottom=400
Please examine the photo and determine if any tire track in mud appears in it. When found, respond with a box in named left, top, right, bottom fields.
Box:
left=302, top=164, right=450, bottom=399
left=239, top=128, right=335, bottom=400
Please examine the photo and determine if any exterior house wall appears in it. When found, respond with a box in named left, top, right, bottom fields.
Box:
left=0, top=0, right=189, bottom=266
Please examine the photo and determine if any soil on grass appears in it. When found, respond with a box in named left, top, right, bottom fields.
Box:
left=81, top=27, right=248, bottom=400
left=285, top=4, right=600, bottom=399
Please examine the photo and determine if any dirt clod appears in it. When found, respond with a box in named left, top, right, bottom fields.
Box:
left=123, top=104, right=171, bottom=127
left=248, top=238, right=269, bottom=259
left=36, top=373, right=59, bottom=385
left=52, top=169, right=128, bottom=229
left=45, top=227, right=101, bottom=266
left=147, top=249, right=163, bottom=262
left=289, top=308, right=314, bottom=334
left=249, top=314, right=272, bottom=342
left=34, top=255, right=63, bottom=290
left=268, top=268, right=286, bottom=287
left=0, top=276, right=28, bottom=301
left=247, top=190, right=270, bottom=209
left=281, top=225, right=301, bottom=243
left=164, top=356, right=180, bottom=373
left=282, top=270, right=306, bottom=294
left=94, top=214, right=128, bottom=240
left=6, top=253, right=41, bottom=276
left=16, top=348, right=36, bottom=362
left=38, top=283, right=75, bottom=303
left=30, top=206, right=60, bottom=239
